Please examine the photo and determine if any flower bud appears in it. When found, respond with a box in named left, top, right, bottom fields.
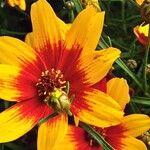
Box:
left=127, top=59, right=137, bottom=70
left=44, top=88, right=72, bottom=115
left=65, top=1, right=75, bottom=10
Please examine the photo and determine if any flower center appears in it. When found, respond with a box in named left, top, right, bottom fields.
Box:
left=36, top=69, right=66, bottom=98
left=36, top=69, right=72, bottom=115
left=85, top=127, right=106, bottom=147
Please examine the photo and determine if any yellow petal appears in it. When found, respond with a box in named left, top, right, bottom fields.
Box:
left=71, top=88, right=124, bottom=127
left=122, top=137, right=147, bottom=150
left=74, top=115, right=80, bottom=126
left=70, top=47, right=120, bottom=87
left=0, top=99, right=44, bottom=143
left=0, top=64, right=37, bottom=101
left=65, top=5, right=105, bottom=55
left=138, top=24, right=149, bottom=37
left=107, top=78, right=130, bottom=110
left=31, top=0, right=68, bottom=50
left=122, top=114, right=150, bottom=137
left=135, top=0, right=144, bottom=5
left=38, top=113, right=68, bottom=150
left=25, top=32, right=34, bottom=47
left=7, top=0, right=26, bottom=10
left=25, top=24, right=71, bottom=47
left=0, top=36, right=36, bottom=66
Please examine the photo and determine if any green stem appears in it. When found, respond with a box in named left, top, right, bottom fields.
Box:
left=80, top=122, right=114, bottom=150
left=143, top=24, right=150, bottom=95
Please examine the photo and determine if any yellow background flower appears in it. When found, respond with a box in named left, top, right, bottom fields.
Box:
left=7, top=0, right=26, bottom=10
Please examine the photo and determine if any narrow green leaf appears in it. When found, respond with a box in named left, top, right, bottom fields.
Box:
left=128, top=102, right=141, bottom=113
left=72, top=0, right=83, bottom=13
left=0, top=29, right=26, bottom=36
left=80, top=122, right=114, bottom=150
left=116, top=58, right=143, bottom=91
left=38, top=112, right=58, bottom=125
left=131, top=96, right=150, bottom=106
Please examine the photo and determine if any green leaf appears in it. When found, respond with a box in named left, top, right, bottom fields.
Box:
left=80, top=122, right=114, bottom=150
left=72, top=0, right=83, bottom=13
left=38, top=112, right=58, bottom=125
left=0, top=29, right=26, bottom=36
left=116, top=58, right=143, bottom=91
left=131, top=96, right=150, bottom=106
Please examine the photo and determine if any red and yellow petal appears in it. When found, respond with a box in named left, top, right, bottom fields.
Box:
left=53, top=125, right=89, bottom=150
left=0, top=36, right=37, bottom=66
left=0, top=64, right=39, bottom=101
left=31, top=0, right=70, bottom=68
left=38, top=113, right=68, bottom=150
left=31, top=0, right=68, bottom=50
left=0, top=98, right=51, bottom=143
left=67, top=48, right=120, bottom=91
left=122, top=137, right=147, bottom=150
left=65, top=5, right=105, bottom=56
left=107, top=78, right=130, bottom=110
left=71, top=88, right=124, bottom=127
left=133, top=24, right=148, bottom=45
left=121, top=114, right=150, bottom=137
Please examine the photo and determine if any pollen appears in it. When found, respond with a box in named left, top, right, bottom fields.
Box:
left=36, top=68, right=66, bottom=98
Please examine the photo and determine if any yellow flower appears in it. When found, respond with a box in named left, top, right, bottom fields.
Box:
left=7, top=0, right=26, bottom=10
left=0, top=0, right=123, bottom=149
left=135, top=0, right=144, bottom=5
left=133, top=23, right=149, bottom=45
left=53, top=78, right=150, bottom=150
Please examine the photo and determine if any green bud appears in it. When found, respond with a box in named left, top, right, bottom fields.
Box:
left=44, top=88, right=72, bottom=115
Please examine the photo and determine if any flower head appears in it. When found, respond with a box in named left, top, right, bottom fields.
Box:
left=0, top=0, right=123, bottom=149
left=53, top=78, right=150, bottom=150
left=7, top=0, right=26, bottom=10
left=133, top=23, right=149, bottom=45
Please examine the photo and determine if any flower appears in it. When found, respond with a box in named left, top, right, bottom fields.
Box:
left=53, top=78, right=150, bottom=150
left=135, top=0, right=144, bottom=5
left=7, top=0, right=26, bottom=10
left=0, top=0, right=123, bottom=149
left=53, top=114, right=150, bottom=150
left=133, top=23, right=149, bottom=45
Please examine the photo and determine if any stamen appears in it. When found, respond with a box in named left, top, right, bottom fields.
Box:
left=36, top=69, right=66, bottom=98
left=36, top=69, right=72, bottom=115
